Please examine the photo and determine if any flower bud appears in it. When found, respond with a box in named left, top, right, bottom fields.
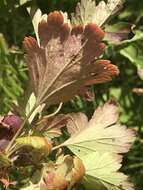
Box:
left=0, top=114, right=22, bottom=152
left=3, top=114, right=22, bottom=132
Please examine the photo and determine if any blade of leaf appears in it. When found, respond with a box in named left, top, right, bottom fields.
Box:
left=81, top=152, right=134, bottom=190
left=94, top=0, right=124, bottom=26
left=72, top=0, right=124, bottom=26
left=24, top=11, right=119, bottom=106
left=60, top=101, right=135, bottom=156
left=27, top=8, right=42, bottom=46
left=26, top=93, right=45, bottom=123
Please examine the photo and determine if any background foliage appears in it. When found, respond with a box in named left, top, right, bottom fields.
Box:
left=0, top=0, right=143, bottom=189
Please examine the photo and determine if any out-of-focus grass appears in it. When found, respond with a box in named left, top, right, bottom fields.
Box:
left=0, top=33, right=27, bottom=113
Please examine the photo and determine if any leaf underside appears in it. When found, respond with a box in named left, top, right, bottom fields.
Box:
left=24, top=11, right=119, bottom=106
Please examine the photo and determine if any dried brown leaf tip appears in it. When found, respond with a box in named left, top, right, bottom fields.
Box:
left=24, top=11, right=119, bottom=106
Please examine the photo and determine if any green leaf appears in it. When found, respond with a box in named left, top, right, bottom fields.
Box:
left=82, top=152, right=127, bottom=189
left=61, top=101, right=135, bottom=156
left=119, top=30, right=143, bottom=45
left=0, top=33, right=26, bottom=113
left=83, top=152, right=125, bottom=185
left=25, top=93, right=36, bottom=116
left=120, top=45, right=143, bottom=67
left=16, top=136, right=52, bottom=155
left=81, top=152, right=134, bottom=190
left=120, top=44, right=143, bottom=79
left=137, top=65, right=143, bottom=80
left=0, top=33, right=8, bottom=54
left=25, top=93, right=45, bottom=123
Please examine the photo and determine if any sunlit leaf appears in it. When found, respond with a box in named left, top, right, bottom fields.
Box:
left=0, top=33, right=26, bottom=113
left=61, top=101, right=135, bottom=156
left=81, top=152, right=134, bottom=190
left=26, top=93, right=45, bottom=123
left=20, top=0, right=31, bottom=5
left=27, top=8, right=42, bottom=46
left=25, top=93, right=37, bottom=116
left=66, top=112, right=88, bottom=135
left=72, top=0, right=124, bottom=26
left=120, top=45, right=143, bottom=67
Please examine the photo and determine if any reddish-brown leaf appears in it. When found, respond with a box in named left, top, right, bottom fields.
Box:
left=24, top=11, right=119, bottom=106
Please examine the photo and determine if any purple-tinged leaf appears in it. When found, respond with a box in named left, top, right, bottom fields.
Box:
left=24, top=11, right=119, bottom=106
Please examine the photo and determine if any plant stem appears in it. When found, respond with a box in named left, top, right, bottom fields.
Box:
left=52, top=144, right=62, bottom=151
left=5, top=104, right=37, bottom=154
left=37, top=102, right=63, bottom=125
left=44, top=102, right=63, bottom=118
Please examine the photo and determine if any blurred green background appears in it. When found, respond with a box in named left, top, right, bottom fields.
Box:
left=0, top=0, right=143, bottom=189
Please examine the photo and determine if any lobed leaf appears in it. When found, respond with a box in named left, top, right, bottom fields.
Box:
left=72, top=0, right=124, bottom=26
left=61, top=101, right=135, bottom=156
left=24, top=11, right=119, bottom=106
left=81, top=152, right=134, bottom=190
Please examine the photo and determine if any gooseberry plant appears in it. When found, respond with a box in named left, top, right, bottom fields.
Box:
left=0, top=0, right=136, bottom=190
